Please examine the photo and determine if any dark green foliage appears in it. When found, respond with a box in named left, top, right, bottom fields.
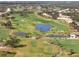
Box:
left=68, top=49, right=75, bottom=55
left=0, top=51, right=16, bottom=57
left=6, top=37, right=21, bottom=48
left=4, top=20, right=14, bottom=29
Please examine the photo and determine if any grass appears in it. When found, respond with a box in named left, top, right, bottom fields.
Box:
left=2, top=37, right=79, bottom=57
left=0, top=51, right=16, bottom=57
left=51, top=38, right=79, bottom=53
left=0, top=26, right=10, bottom=42
left=13, top=38, right=62, bottom=57
left=30, top=14, right=71, bottom=33
left=8, top=12, right=77, bottom=56
left=11, top=13, right=72, bottom=36
left=15, top=37, right=79, bottom=57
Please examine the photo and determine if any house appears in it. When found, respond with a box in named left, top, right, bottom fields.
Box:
left=69, top=34, right=77, bottom=39
left=67, top=34, right=79, bottom=39
left=57, top=13, right=73, bottom=23
left=58, top=8, right=70, bottom=13
left=36, top=24, right=52, bottom=32
left=0, top=8, right=11, bottom=18
left=6, top=8, right=11, bottom=13
left=36, top=5, right=42, bottom=12
left=42, top=13, right=52, bottom=18
left=25, top=5, right=34, bottom=11
left=75, top=21, right=79, bottom=26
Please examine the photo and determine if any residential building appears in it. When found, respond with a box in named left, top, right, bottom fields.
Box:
left=42, top=13, right=52, bottom=18
left=57, top=13, right=73, bottom=23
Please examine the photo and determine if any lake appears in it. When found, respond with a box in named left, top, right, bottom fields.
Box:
left=36, top=24, right=52, bottom=32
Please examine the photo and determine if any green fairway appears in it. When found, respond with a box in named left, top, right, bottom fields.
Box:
left=9, top=12, right=77, bottom=56
left=51, top=38, right=79, bottom=54
left=11, top=13, right=72, bottom=37
left=0, top=2, right=79, bottom=57
left=14, top=38, right=62, bottom=57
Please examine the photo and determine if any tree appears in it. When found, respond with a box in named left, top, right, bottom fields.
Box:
left=6, top=37, right=21, bottom=48
left=4, top=20, right=13, bottom=29
left=52, top=11, right=59, bottom=19
left=68, top=49, right=75, bottom=55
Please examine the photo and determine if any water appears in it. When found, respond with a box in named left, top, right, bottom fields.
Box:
left=48, top=36, right=67, bottom=38
left=36, top=24, right=52, bottom=32
left=15, top=32, right=27, bottom=37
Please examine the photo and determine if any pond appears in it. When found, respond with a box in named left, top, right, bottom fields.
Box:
left=14, top=32, right=27, bottom=37
left=48, top=36, right=67, bottom=38
left=36, top=24, right=52, bottom=32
